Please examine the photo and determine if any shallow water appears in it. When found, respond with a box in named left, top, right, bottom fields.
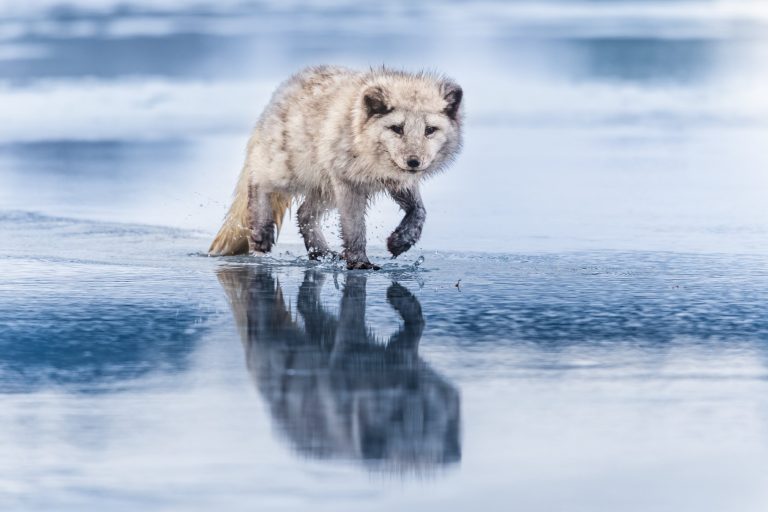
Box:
left=3, top=215, right=768, bottom=511
left=2, top=1, right=768, bottom=510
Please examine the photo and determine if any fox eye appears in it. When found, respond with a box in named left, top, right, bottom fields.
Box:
left=388, top=124, right=404, bottom=135
left=425, top=126, right=438, bottom=136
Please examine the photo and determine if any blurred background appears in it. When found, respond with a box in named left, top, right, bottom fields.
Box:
left=1, top=0, right=767, bottom=253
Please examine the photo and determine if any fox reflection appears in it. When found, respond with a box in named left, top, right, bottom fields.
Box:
left=216, top=266, right=460, bottom=471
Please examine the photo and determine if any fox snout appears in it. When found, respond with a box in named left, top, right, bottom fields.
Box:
left=399, top=151, right=431, bottom=172
left=406, top=156, right=421, bottom=170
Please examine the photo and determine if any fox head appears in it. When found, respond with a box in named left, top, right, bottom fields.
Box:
left=355, top=72, right=463, bottom=181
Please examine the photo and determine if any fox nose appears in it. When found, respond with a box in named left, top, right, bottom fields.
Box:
left=406, top=156, right=421, bottom=169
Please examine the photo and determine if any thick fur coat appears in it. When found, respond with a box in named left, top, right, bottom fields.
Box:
left=209, top=66, right=463, bottom=269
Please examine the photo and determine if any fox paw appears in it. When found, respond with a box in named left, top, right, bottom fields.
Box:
left=387, top=231, right=416, bottom=258
left=346, top=260, right=381, bottom=271
left=249, top=231, right=274, bottom=254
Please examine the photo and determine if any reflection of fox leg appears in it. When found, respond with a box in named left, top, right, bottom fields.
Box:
left=297, top=270, right=327, bottom=311
left=386, top=283, right=425, bottom=351
left=331, top=274, right=369, bottom=362
left=215, top=266, right=253, bottom=343
left=297, top=271, right=338, bottom=348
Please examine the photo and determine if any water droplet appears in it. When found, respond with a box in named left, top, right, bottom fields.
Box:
left=413, top=255, right=425, bottom=268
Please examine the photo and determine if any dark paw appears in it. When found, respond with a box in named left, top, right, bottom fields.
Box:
left=249, top=229, right=274, bottom=254
left=387, top=231, right=414, bottom=258
left=346, top=260, right=381, bottom=271
left=249, top=244, right=272, bottom=255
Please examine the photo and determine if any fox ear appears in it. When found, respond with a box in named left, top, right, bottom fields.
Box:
left=363, top=87, right=392, bottom=119
left=442, top=83, right=463, bottom=121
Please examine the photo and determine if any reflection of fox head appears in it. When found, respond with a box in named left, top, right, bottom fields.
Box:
left=217, top=266, right=461, bottom=473
left=354, top=70, right=463, bottom=183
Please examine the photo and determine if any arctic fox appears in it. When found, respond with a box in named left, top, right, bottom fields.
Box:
left=209, top=65, right=463, bottom=269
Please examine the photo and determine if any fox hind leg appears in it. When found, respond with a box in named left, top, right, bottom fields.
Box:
left=248, top=185, right=276, bottom=254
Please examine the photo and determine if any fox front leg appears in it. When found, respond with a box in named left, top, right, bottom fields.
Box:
left=297, top=192, right=334, bottom=260
left=335, top=183, right=380, bottom=270
left=387, top=187, right=426, bottom=258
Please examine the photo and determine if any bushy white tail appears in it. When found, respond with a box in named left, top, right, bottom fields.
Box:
left=209, top=168, right=290, bottom=256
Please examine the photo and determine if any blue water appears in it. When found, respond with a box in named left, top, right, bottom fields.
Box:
left=2, top=1, right=768, bottom=510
